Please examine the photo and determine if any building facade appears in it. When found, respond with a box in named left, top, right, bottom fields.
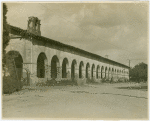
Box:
left=6, top=16, right=129, bottom=86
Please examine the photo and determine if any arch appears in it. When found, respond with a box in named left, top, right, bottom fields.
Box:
left=71, top=59, right=77, bottom=80
left=6, top=51, right=23, bottom=81
left=96, top=65, right=100, bottom=79
left=62, top=58, right=69, bottom=78
left=51, top=55, right=59, bottom=79
left=101, top=66, right=104, bottom=78
left=79, top=61, right=84, bottom=78
left=91, top=64, right=95, bottom=78
left=105, top=67, right=107, bottom=78
left=86, top=63, right=90, bottom=78
left=37, top=52, right=48, bottom=78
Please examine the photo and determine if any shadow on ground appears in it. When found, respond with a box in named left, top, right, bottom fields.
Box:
left=101, top=92, right=147, bottom=99
left=116, top=86, right=148, bottom=91
left=70, top=91, right=147, bottom=99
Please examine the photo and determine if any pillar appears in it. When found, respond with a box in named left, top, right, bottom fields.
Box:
left=82, top=69, right=85, bottom=79
left=56, top=66, right=61, bottom=82
left=88, top=68, right=91, bottom=79
left=67, top=67, right=71, bottom=80
left=93, top=70, right=96, bottom=80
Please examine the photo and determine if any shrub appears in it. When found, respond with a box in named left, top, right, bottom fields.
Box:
left=46, top=78, right=57, bottom=86
left=60, top=79, right=76, bottom=86
left=36, top=82, right=46, bottom=87
left=101, top=78, right=106, bottom=83
left=77, top=78, right=86, bottom=86
left=3, top=76, right=23, bottom=94
left=86, top=77, right=95, bottom=83
left=46, top=78, right=77, bottom=86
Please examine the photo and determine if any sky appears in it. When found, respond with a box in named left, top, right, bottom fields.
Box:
left=5, top=2, right=148, bottom=67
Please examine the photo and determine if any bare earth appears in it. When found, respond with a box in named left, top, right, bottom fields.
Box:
left=2, top=83, right=148, bottom=120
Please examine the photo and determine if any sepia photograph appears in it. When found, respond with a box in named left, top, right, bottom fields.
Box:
left=2, top=1, right=148, bottom=120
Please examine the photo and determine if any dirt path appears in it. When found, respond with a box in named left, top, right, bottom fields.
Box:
left=2, top=83, right=148, bottom=120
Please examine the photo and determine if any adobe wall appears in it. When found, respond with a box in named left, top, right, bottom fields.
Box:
left=6, top=36, right=129, bottom=86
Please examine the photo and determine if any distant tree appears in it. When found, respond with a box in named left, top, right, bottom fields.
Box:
left=3, top=3, right=10, bottom=69
left=129, top=62, right=148, bottom=82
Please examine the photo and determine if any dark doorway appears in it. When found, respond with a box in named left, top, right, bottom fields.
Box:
left=86, top=63, right=90, bottom=78
left=51, top=55, right=59, bottom=79
left=37, top=53, right=47, bottom=78
left=71, top=60, right=77, bottom=80
left=79, top=61, right=84, bottom=78
left=62, top=58, right=69, bottom=78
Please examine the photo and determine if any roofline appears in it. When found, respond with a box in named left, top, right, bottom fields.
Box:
left=9, top=24, right=130, bottom=69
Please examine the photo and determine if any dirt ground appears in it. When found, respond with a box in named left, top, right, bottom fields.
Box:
left=2, top=82, right=148, bottom=120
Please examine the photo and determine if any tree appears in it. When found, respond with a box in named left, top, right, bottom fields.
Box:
left=2, top=4, right=23, bottom=94
left=129, top=62, right=148, bottom=82
left=3, top=3, right=10, bottom=69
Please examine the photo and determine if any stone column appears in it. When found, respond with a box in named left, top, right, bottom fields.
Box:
left=75, top=67, right=79, bottom=80
left=56, top=67, right=61, bottom=82
left=67, top=67, right=71, bottom=80
left=102, top=71, right=105, bottom=79
left=45, top=65, right=51, bottom=79
left=82, top=69, right=85, bottom=79
left=93, top=71, right=96, bottom=80
left=106, top=71, right=108, bottom=79
left=88, top=68, right=91, bottom=79
left=23, top=63, right=38, bottom=86
left=98, top=71, right=101, bottom=79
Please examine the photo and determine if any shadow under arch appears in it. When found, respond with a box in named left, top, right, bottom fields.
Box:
left=51, top=55, right=60, bottom=79
left=62, top=57, right=69, bottom=78
left=79, top=61, right=84, bottom=79
left=37, top=52, right=48, bottom=78
left=101, top=66, right=104, bottom=79
left=91, top=64, right=95, bottom=78
left=6, top=51, right=23, bottom=81
left=71, top=59, right=77, bottom=80
left=96, top=65, right=100, bottom=79
left=105, top=67, right=108, bottom=78
left=112, top=68, right=114, bottom=77
left=86, top=63, right=90, bottom=78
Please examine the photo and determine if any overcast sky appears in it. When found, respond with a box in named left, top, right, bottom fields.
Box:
left=6, top=2, right=148, bottom=67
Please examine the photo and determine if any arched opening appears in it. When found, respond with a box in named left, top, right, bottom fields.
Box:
left=101, top=66, right=104, bottom=78
left=51, top=55, right=59, bottom=79
left=71, top=59, right=77, bottom=80
left=117, top=69, right=119, bottom=78
left=112, top=68, right=114, bottom=77
left=114, top=69, right=116, bottom=77
left=6, top=51, right=23, bottom=81
left=105, top=67, right=107, bottom=78
left=108, top=67, right=111, bottom=79
left=62, top=58, right=69, bottom=78
left=96, top=65, right=100, bottom=79
left=86, top=63, right=90, bottom=78
left=37, top=53, right=48, bottom=78
left=91, top=64, right=95, bottom=78
left=79, top=61, right=84, bottom=78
